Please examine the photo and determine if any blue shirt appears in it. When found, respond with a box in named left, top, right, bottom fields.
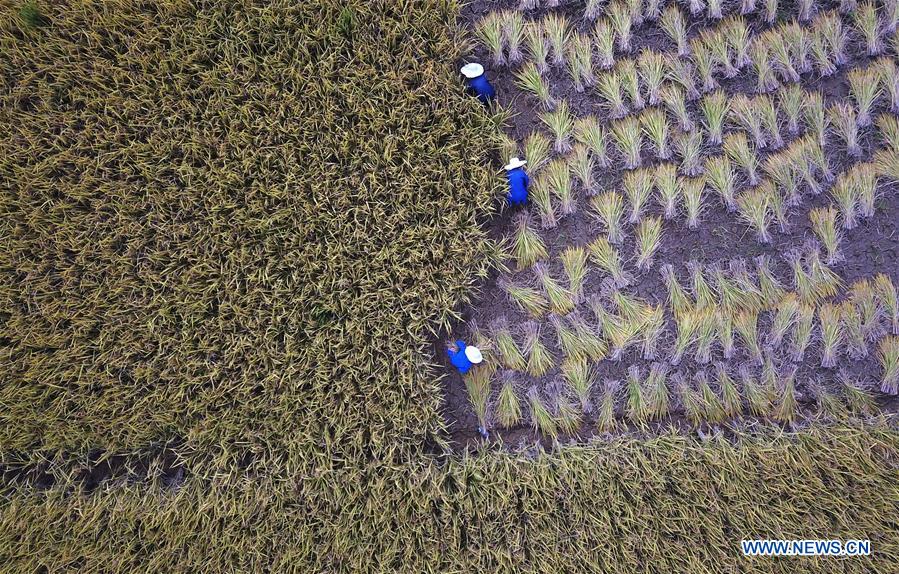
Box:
left=466, top=74, right=495, bottom=104
left=447, top=340, right=473, bottom=375
left=506, top=167, right=529, bottom=206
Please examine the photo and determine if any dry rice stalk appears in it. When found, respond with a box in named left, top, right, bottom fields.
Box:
left=681, top=176, right=706, bottom=229
left=874, top=273, right=899, bottom=334
left=546, top=158, right=576, bottom=215
left=808, top=206, right=842, bottom=264
left=635, top=216, right=663, bottom=271
left=573, top=116, right=611, bottom=168
left=623, top=168, right=654, bottom=223
left=587, top=235, right=630, bottom=286
left=841, top=373, right=879, bottom=416
left=477, top=12, right=506, bottom=66
left=536, top=263, right=575, bottom=315
left=736, top=188, right=772, bottom=243
left=543, top=13, right=570, bottom=66
left=818, top=302, right=843, bottom=368
left=675, top=373, right=705, bottom=427
left=876, top=113, right=899, bottom=153
left=530, top=173, right=558, bottom=229
left=561, top=357, right=595, bottom=412
left=502, top=279, right=549, bottom=318
left=847, top=66, right=881, bottom=128
left=661, top=263, right=694, bottom=317
left=528, top=387, right=558, bottom=440
left=661, top=6, right=690, bottom=57
left=768, top=293, right=799, bottom=348
left=608, top=0, right=634, bottom=53
left=694, top=309, right=719, bottom=364
left=645, top=362, right=670, bottom=420
left=733, top=309, right=763, bottom=363
left=492, top=316, right=528, bottom=371
left=597, top=72, right=629, bottom=119
left=700, top=91, right=729, bottom=146
left=878, top=336, right=899, bottom=394
left=723, top=132, right=760, bottom=186
left=691, top=37, right=718, bottom=93
left=663, top=85, right=693, bottom=132
left=696, top=370, right=726, bottom=423
left=840, top=300, right=868, bottom=360
left=524, top=131, right=552, bottom=173
left=670, top=309, right=701, bottom=365
left=854, top=1, right=884, bottom=55
left=783, top=22, right=812, bottom=74
left=852, top=163, right=879, bottom=219
left=828, top=103, right=862, bottom=157
left=626, top=365, right=649, bottom=423
left=525, top=21, right=550, bottom=74
left=540, top=101, right=575, bottom=154
left=677, top=129, right=705, bottom=177
left=516, top=62, right=555, bottom=110
left=716, top=309, right=736, bottom=360
left=750, top=43, right=779, bottom=93
left=755, top=255, right=787, bottom=308
left=502, top=10, right=526, bottom=65
left=790, top=303, right=816, bottom=362
left=496, top=374, right=522, bottom=429
left=619, top=59, right=644, bottom=111
left=807, top=245, right=843, bottom=302
left=642, top=305, right=666, bottom=360
left=654, top=163, right=680, bottom=219
left=596, top=379, right=620, bottom=432
left=590, top=191, right=626, bottom=244
left=524, top=321, right=556, bottom=376
left=688, top=260, right=717, bottom=310
left=705, top=156, right=738, bottom=212
left=638, top=50, right=666, bottom=105
left=739, top=365, right=769, bottom=417
left=850, top=279, right=883, bottom=342
left=593, top=19, right=616, bottom=70
left=569, top=144, right=597, bottom=194
left=561, top=246, right=588, bottom=303
left=566, top=33, right=595, bottom=93
left=778, top=84, right=805, bottom=136
left=513, top=212, right=548, bottom=270
left=611, top=116, right=644, bottom=169
left=773, top=366, right=799, bottom=423
left=640, top=108, right=671, bottom=160
left=715, top=363, right=742, bottom=418
left=876, top=58, right=899, bottom=114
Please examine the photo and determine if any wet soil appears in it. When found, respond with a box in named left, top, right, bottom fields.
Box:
left=439, top=1, right=899, bottom=450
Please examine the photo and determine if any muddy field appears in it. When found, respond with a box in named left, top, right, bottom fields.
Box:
left=438, top=0, right=899, bottom=448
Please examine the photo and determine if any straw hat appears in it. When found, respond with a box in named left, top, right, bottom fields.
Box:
left=460, top=63, right=484, bottom=79
left=464, top=345, right=483, bottom=364
left=504, top=157, right=527, bottom=171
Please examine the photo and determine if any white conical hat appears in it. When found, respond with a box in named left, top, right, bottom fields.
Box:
left=464, top=345, right=483, bottom=364
left=460, top=63, right=484, bottom=79
left=504, top=157, right=527, bottom=171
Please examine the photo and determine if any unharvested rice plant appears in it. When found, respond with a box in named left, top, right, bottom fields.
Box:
left=0, top=0, right=897, bottom=572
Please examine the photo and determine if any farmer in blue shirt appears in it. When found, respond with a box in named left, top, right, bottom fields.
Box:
left=461, top=63, right=495, bottom=105
left=446, top=340, right=483, bottom=375
left=504, top=157, right=529, bottom=206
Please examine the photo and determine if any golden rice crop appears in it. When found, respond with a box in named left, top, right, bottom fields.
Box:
left=5, top=5, right=899, bottom=572
left=0, top=0, right=506, bottom=463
